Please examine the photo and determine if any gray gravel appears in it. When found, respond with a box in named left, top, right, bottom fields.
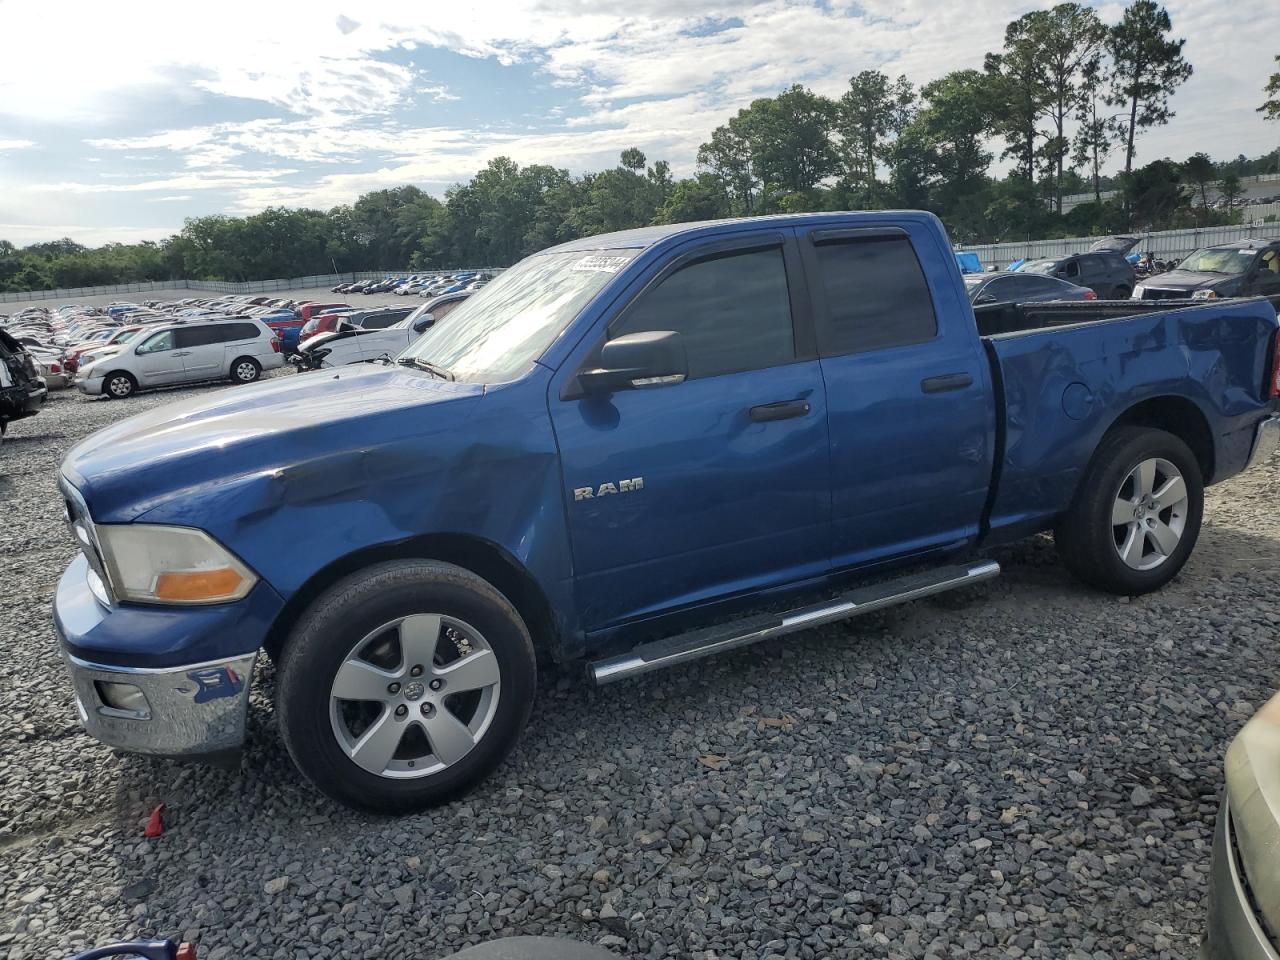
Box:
left=2, top=378, right=1278, bottom=960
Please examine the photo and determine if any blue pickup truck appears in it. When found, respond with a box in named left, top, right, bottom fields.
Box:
left=54, top=212, right=1280, bottom=812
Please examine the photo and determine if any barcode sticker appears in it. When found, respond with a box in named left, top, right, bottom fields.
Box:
left=572, top=255, right=630, bottom=274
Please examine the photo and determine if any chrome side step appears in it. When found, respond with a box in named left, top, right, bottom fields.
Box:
left=588, top=560, right=1000, bottom=685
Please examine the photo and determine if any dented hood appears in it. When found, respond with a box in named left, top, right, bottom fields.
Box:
left=62, top=364, right=483, bottom=521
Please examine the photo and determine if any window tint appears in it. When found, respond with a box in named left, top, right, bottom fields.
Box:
left=977, top=277, right=1012, bottom=301
left=176, top=323, right=260, bottom=348
left=1063, top=260, right=1081, bottom=278
left=811, top=237, right=938, bottom=354
left=138, top=330, right=175, bottom=353
left=431, top=299, right=465, bottom=321
left=613, top=247, right=795, bottom=379
left=360, top=313, right=403, bottom=330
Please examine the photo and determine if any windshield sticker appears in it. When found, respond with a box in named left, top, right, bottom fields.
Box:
left=572, top=255, right=630, bottom=274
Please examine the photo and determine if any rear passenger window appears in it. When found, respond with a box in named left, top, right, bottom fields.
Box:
left=613, top=247, right=795, bottom=379
left=811, top=238, right=938, bottom=355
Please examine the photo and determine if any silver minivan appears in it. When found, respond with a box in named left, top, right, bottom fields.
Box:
left=76, top=317, right=284, bottom=398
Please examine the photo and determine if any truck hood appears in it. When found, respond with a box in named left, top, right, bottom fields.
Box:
left=62, top=365, right=484, bottom=522
left=1141, top=270, right=1242, bottom=293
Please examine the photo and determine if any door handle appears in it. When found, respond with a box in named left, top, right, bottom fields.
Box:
left=920, top=373, right=973, bottom=394
left=172, top=351, right=191, bottom=357
left=749, top=399, right=811, bottom=422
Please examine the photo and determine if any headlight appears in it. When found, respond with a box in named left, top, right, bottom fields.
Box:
left=1131, top=284, right=1145, bottom=299
left=1191, top=289, right=1219, bottom=300
left=96, top=524, right=258, bottom=604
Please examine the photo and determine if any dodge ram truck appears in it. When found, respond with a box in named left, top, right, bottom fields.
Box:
left=53, top=212, right=1280, bottom=812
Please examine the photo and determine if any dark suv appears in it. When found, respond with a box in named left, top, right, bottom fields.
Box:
left=1014, top=250, right=1136, bottom=299
left=1134, top=238, right=1280, bottom=301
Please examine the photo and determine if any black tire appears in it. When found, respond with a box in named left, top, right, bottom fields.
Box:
left=1113, top=285, right=1132, bottom=300
left=103, top=371, right=136, bottom=399
left=230, top=356, right=261, bottom=383
left=1055, top=426, right=1203, bottom=595
left=276, top=560, right=536, bottom=813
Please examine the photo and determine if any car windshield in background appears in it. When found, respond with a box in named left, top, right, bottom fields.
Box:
left=1177, top=247, right=1256, bottom=275
left=399, top=250, right=636, bottom=382
left=1015, top=260, right=1058, bottom=274
left=962, top=275, right=986, bottom=288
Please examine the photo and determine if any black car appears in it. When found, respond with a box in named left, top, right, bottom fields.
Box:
left=339, top=306, right=414, bottom=330
left=1133, top=237, right=1280, bottom=301
left=0, top=327, right=47, bottom=440
left=1014, top=239, right=1137, bottom=299
left=963, top=271, right=1096, bottom=306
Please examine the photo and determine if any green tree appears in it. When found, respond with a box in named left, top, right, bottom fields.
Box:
left=1181, top=152, right=1215, bottom=213
left=697, top=121, right=756, bottom=214
left=1121, top=158, right=1187, bottom=229
left=619, top=147, right=647, bottom=171
left=893, top=70, right=995, bottom=217
left=1106, top=0, right=1193, bottom=177
left=1073, top=57, right=1122, bottom=203
left=1220, top=171, right=1244, bottom=208
left=1262, top=56, right=1280, bottom=121
left=733, top=85, right=839, bottom=206
left=835, top=71, right=915, bottom=205
left=656, top=174, right=732, bottom=223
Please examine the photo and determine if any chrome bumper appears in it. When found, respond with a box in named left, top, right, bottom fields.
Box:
left=1245, top=415, right=1280, bottom=472
left=60, top=649, right=256, bottom=759
left=1204, top=801, right=1280, bottom=960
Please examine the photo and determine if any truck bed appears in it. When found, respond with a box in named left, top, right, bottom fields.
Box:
left=978, top=296, right=1279, bottom=543
left=974, top=294, right=1280, bottom=338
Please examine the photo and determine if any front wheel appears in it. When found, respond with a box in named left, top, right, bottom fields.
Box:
left=277, top=560, right=536, bottom=813
left=104, top=371, right=136, bottom=399
left=1055, top=426, right=1203, bottom=595
left=231, top=357, right=261, bottom=383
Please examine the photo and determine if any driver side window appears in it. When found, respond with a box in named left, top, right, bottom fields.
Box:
left=1063, top=260, right=1080, bottom=279
left=137, top=330, right=175, bottom=354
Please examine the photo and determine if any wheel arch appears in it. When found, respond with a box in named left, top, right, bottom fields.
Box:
left=1103, top=395, right=1215, bottom=482
left=264, top=533, right=562, bottom=665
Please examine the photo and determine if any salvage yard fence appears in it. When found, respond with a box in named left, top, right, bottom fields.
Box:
left=959, top=220, right=1280, bottom=269
left=0, top=268, right=500, bottom=305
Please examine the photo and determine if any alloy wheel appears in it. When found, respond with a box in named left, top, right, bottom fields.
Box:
left=1111, top=457, right=1188, bottom=571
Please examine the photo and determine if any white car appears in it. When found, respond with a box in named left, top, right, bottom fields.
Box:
left=77, top=317, right=283, bottom=399
left=294, top=294, right=470, bottom=370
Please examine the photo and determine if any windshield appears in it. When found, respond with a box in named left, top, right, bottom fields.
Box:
left=1176, top=247, right=1257, bottom=275
left=1015, top=259, right=1058, bottom=274
left=399, top=250, right=635, bottom=382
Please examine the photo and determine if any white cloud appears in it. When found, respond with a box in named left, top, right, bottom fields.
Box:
left=0, top=139, right=35, bottom=150
left=0, top=222, right=177, bottom=246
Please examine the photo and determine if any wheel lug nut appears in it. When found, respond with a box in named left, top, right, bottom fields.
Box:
left=420, top=702, right=434, bottom=717
left=387, top=682, right=401, bottom=695
left=429, top=678, right=443, bottom=691
left=394, top=705, right=408, bottom=719
left=410, top=665, right=424, bottom=678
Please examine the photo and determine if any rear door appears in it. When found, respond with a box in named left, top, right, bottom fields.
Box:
left=132, top=329, right=188, bottom=385
left=175, top=325, right=228, bottom=381
left=549, top=232, right=831, bottom=630
left=797, top=223, right=994, bottom=571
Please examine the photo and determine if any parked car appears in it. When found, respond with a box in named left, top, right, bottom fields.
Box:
left=75, top=318, right=283, bottom=398
left=1132, top=238, right=1280, bottom=301
left=1202, top=691, right=1280, bottom=960
left=0, top=327, right=47, bottom=438
left=294, top=295, right=470, bottom=371
left=52, top=212, right=1280, bottom=813
left=963, top=271, right=1096, bottom=305
left=341, top=306, right=414, bottom=330
left=1014, top=237, right=1138, bottom=299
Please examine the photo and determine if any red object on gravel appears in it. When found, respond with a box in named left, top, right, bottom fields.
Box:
left=143, top=805, right=164, bottom=838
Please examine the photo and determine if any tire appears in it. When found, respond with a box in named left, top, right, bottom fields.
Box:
left=231, top=356, right=261, bottom=384
left=103, top=371, right=136, bottom=399
left=1055, top=426, right=1203, bottom=595
left=276, top=560, right=537, bottom=813
left=1113, top=285, right=1132, bottom=300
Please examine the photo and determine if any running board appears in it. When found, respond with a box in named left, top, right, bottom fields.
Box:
left=588, top=560, right=1000, bottom=685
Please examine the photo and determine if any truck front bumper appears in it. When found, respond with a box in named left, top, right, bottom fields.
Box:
left=53, top=553, right=273, bottom=759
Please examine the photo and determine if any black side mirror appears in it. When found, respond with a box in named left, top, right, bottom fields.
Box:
left=413, top=313, right=436, bottom=333
left=579, top=331, right=687, bottom=395
left=973, top=293, right=996, bottom=305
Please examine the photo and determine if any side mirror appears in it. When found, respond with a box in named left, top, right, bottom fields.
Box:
left=412, top=313, right=436, bottom=333
left=579, top=331, right=687, bottom=395
left=974, top=293, right=996, bottom=305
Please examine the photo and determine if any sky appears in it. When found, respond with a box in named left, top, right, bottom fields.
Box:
left=0, top=0, right=1274, bottom=247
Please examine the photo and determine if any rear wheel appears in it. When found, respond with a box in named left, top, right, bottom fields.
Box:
left=231, top=356, right=261, bottom=383
left=104, top=371, right=136, bottom=399
left=1055, top=426, right=1203, bottom=595
left=277, top=560, right=536, bottom=813
left=1113, top=285, right=1132, bottom=299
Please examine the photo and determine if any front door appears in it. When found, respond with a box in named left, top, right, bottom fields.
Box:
left=1246, top=247, right=1280, bottom=298
left=796, top=223, right=994, bottom=571
left=549, top=234, right=831, bottom=632
left=132, top=329, right=187, bottom=385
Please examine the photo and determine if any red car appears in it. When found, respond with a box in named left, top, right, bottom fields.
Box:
left=64, top=325, right=145, bottom=374
left=298, top=302, right=349, bottom=322
left=297, top=309, right=356, bottom=346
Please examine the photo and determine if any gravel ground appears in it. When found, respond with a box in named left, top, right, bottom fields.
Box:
left=1, top=377, right=1277, bottom=960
